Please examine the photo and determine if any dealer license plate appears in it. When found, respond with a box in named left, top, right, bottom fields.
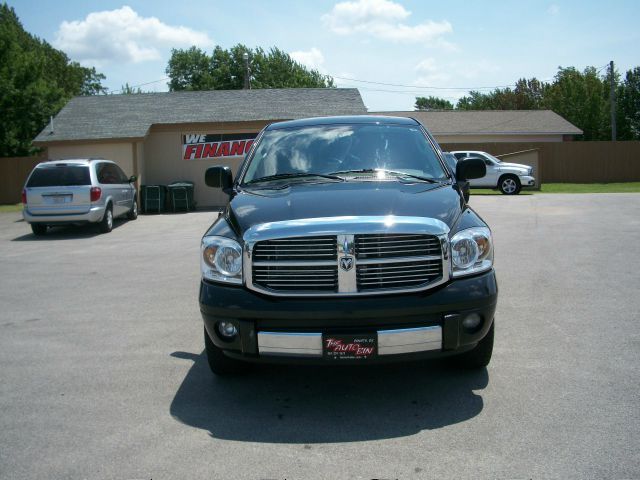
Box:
left=323, top=333, right=377, bottom=361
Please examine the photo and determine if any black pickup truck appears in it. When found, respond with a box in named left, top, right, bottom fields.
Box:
left=199, top=116, right=497, bottom=375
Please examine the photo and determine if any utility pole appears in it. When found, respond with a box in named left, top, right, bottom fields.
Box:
left=243, top=52, right=250, bottom=89
left=610, top=60, right=616, bottom=141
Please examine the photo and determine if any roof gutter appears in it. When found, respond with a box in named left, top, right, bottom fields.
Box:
left=32, top=136, right=147, bottom=147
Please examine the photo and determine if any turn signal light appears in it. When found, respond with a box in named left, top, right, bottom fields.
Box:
left=90, top=187, right=102, bottom=202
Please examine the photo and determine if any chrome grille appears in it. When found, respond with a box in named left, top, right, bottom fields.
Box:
left=355, top=234, right=441, bottom=259
left=253, top=264, right=338, bottom=292
left=253, top=236, right=337, bottom=261
left=357, top=259, right=442, bottom=290
left=244, top=217, right=449, bottom=297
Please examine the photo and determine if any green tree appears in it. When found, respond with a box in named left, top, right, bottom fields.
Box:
left=543, top=66, right=608, bottom=140
left=119, top=83, right=144, bottom=94
left=456, top=78, right=549, bottom=110
left=456, top=91, right=492, bottom=110
left=616, top=67, right=640, bottom=140
left=513, top=78, right=548, bottom=109
left=166, top=46, right=214, bottom=91
left=166, top=44, right=334, bottom=91
left=0, top=3, right=106, bottom=156
left=414, top=96, right=453, bottom=110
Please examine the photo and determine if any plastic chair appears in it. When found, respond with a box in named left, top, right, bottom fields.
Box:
left=145, top=185, right=162, bottom=213
left=171, top=187, right=189, bottom=212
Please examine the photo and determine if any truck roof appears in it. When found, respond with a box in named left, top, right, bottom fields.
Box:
left=37, top=158, right=110, bottom=166
left=267, top=115, right=420, bottom=130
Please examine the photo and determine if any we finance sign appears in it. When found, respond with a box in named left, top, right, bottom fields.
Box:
left=182, top=133, right=258, bottom=160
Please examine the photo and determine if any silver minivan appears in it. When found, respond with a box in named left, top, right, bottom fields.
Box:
left=22, top=159, right=138, bottom=235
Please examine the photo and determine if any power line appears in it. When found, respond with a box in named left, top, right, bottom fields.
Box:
left=332, top=75, right=516, bottom=91
left=339, top=83, right=459, bottom=97
left=339, top=84, right=461, bottom=101
left=110, top=77, right=170, bottom=94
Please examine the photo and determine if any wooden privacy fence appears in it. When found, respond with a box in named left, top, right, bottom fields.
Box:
left=440, top=141, right=640, bottom=183
left=0, top=156, right=45, bottom=204
left=1, top=142, right=639, bottom=203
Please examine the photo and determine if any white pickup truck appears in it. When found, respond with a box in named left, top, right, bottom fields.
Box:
left=451, top=150, right=536, bottom=195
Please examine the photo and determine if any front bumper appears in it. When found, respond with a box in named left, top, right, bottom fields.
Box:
left=199, top=269, right=498, bottom=364
left=519, top=175, right=536, bottom=187
left=23, top=206, right=105, bottom=224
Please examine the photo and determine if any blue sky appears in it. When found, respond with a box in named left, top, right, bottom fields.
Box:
left=10, top=0, right=640, bottom=110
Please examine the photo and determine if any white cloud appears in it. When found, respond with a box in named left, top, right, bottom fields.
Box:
left=290, top=47, right=325, bottom=71
left=415, top=58, right=437, bottom=73
left=548, top=4, right=560, bottom=15
left=413, top=57, right=450, bottom=86
left=53, top=6, right=213, bottom=64
left=322, top=0, right=453, bottom=44
left=409, top=57, right=501, bottom=102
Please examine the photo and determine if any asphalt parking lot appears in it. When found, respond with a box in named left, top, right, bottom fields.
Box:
left=1, top=194, right=639, bottom=479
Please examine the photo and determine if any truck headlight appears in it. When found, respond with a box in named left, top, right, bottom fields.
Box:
left=201, top=236, right=243, bottom=285
left=450, top=227, right=493, bottom=278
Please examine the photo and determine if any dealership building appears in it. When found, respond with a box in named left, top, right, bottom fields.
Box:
left=34, top=88, right=367, bottom=207
left=34, top=88, right=580, bottom=207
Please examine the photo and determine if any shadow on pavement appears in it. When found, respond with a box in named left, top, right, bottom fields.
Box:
left=170, top=350, right=488, bottom=444
left=11, top=220, right=126, bottom=241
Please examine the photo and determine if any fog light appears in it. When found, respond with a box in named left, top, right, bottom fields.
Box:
left=218, top=321, right=238, bottom=338
left=462, top=313, right=482, bottom=330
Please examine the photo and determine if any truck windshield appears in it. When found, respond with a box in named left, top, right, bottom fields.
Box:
left=27, top=165, right=91, bottom=187
left=242, top=124, right=448, bottom=184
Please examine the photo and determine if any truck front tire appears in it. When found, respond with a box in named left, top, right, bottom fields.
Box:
left=204, top=327, right=249, bottom=375
left=498, top=175, right=521, bottom=195
left=452, top=321, right=494, bottom=369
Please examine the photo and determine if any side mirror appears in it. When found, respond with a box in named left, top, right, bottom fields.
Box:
left=456, top=157, right=486, bottom=181
left=128, top=175, right=137, bottom=183
left=205, top=166, right=233, bottom=191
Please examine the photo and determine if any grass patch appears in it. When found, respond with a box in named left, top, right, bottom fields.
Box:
left=0, top=203, right=22, bottom=213
left=540, top=183, right=640, bottom=193
left=471, top=182, right=640, bottom=195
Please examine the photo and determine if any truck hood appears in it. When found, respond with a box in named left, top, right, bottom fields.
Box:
left=499, top=162, right=531, bottom=172
left=226, top=180, right=463, bottom=235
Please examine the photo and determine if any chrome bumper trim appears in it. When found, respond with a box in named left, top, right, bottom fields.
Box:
left=23, top=205, right=104, bottom=223
left=257, top=326, right=443, bottom=357
left=257, top=331, right=323, bottom=357
left=378, top=326, right=441, bottom=355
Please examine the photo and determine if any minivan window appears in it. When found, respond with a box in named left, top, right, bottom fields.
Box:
left=114, top=165, right=129, bottom=183
left=97, top=163, right=122, bottom=184
left=27, top=165, right=91, bottom=187
left=242, top=124, right=448, bottom=183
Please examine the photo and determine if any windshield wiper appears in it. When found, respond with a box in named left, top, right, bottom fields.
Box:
left=243, top=172, right=345, bottom=185
left=328, top=168, right=443, bottom=184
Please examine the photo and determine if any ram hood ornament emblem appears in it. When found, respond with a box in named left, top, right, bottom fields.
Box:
left=339, top=256, right=354, bottom=271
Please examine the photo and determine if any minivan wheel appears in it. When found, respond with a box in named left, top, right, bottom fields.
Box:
left=452, top=321, right=494, bottom=369
left=498, top=175, right=521, bottom=195
left=31, top=224, right=47, bottom=236
left=127, top=199, right=138, bottom=220
left=204, top=327, right=249, bottom=375
left=98, top=205, right=113, bottom=233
